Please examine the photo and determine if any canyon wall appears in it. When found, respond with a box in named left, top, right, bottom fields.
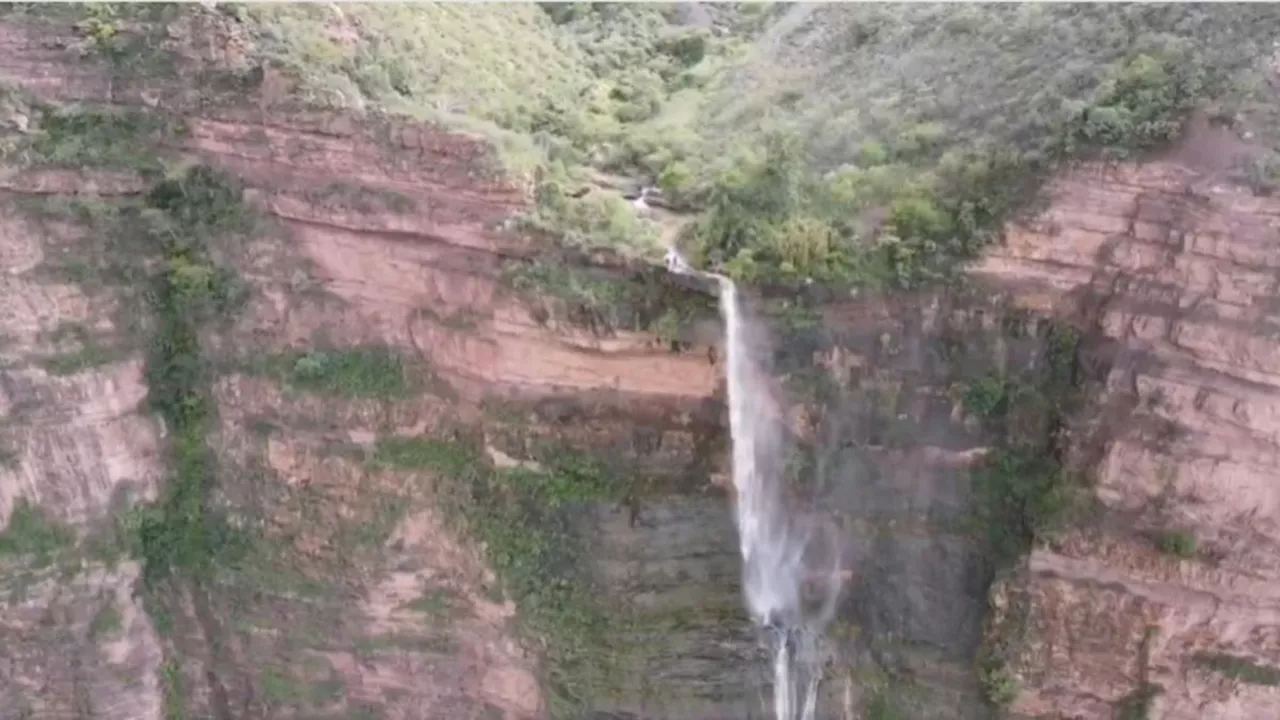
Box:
left=2, top=7, right=1279, bottom=720
left=972, top=160, right=1280, bottom=719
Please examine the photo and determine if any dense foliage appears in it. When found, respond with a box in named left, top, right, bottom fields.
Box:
left=688, top=6, right=1275, bottom=288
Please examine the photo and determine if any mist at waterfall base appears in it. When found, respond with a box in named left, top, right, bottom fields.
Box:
left=711, top=268, right=846, bottom=720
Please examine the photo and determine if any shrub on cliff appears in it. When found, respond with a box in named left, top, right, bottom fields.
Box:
left=1052, top=44, right=1207, bottom=160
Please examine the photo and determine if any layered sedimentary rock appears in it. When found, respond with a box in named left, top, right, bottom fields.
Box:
left=3, top=6, right=1279, bottom=720
left=973, top=160, right=1280, bottom=718
left=0, top=10, right=726, bottom=719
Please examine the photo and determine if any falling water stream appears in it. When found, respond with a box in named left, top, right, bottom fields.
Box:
left=666, top=248, right=844, bottom=719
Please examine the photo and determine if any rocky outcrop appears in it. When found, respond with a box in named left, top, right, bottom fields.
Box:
left=0, top=197, right=165, bottom=720
left=972, top=161, right=1280, bottom=718
left=4, top=7, right=1280, bottom=720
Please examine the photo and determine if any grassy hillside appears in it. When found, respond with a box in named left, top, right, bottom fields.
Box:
left=234, top=4, right=1280, bottom=287
left=681, top=4, right=1280, bottom=288
left=14, top=3, right=1278, bottom=276
left=230, top=3, right=769, bottom=259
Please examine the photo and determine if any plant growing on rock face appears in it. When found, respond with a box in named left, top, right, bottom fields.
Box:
left=281, top=348, right=408, bottom=399
left=1193, top=652, right=1280, bottom=687
left=526, top=164, right=661, bottom=253
left=128, top=165, right=254, bottom=584
left=867, top=691, right=907, bottom=720
left=981, top=662, right=1021, bottom=708
left=963, top=374, right=1011, bottom=420
left=1154, top=530, right=1197, bottom=558
left=291, top=352, right=329, bottom=381
left=0, top=501, right=74, bottom=567
left=1116, top=682, right=1163, bottom=720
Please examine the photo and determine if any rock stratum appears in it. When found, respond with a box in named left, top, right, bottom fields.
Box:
left=973, top=155, right=1280, bottom=718
left=0, top=6, right=1278, bottom=720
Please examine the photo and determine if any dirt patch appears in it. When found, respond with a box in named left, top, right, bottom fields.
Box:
left=1160, top=110, right=1256, bottom=179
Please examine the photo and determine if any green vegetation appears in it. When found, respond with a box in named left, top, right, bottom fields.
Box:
left=0, top=445, right=17, bottom=470
left=260, top=668, right=302, bottom=706
left=683, top=5, right=1280, bottom=286
left=405, top=588, right=458, bottom=618
left=234, top=4, right=762, bottom=258
left=370, top=436, right=474, bottom=476
left=972, top=322, right=1087, bottom=709
left=242, top=347, right=413, bottom=400
left=283, top=348, right=409, bottom=399
left=981, top=663, right=1021, bottom=708
left=1193, top=652, right=1280, bottom=686
left=686, top=53, right=1198, bottom=287
left=23, top=5, right=1278, bottom=281
left=240, top=3, right=741, bottom=175
left=0, top=501, right=75, bottom=568
left=354, top=632, right=456, bottom=656
left=963, top=374, right=1014, bottom=420
left=971, top=450, right=1071, bottom=567
left=123, top=164, right=256, bottom=720
left=160, top=659, right=186, bottom=720
left=28, top=106, right=176, bottom=174
left=1116, top=682, right=1162, bottom=720
left=523, top=182, right=662, bottom=254
left=1155, top=530, right=1198, bottom=558
left=41, top=346, right=115, bottom=375
left=2, top=3, right=181, bottom=69
left=33, top=6, right=1262, bottom=285
left=0, top=493, right=133, bottom=578
left=867, top=691, right=908, bottom=720
left=0, top=82, right=177, bottom=174
left=89, top=600, right=124, bottom=639
left=968, top=323, right=1082, bottom=567
left=370, top=430, right=624, bottom=715
left=125, top=165, right=253, bottom=584
left=504, top=259, right=716, bottom=340
left=7, top=6, right=1277, bottom=717
left=22, top=197, right=142, bottom=289
left=40, top=322, right=123, bottom=375
left=465, top=465, right=617, bottom=713
left=506, top=261, right=633, bottom=334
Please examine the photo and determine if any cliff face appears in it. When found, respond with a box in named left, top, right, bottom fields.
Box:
left=3, top=7, right=1280, bottom=720
left=0, top=10, right=724, bottom=720
left=973, top=157, right=1280, bottom=718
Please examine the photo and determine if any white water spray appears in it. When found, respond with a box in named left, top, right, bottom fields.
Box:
left=666, top=250, right=843, bottom=720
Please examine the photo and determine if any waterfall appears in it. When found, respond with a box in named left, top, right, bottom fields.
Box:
left=650, top=245, right=841, bottom=719
left=716, top=276, right=840, bottom=720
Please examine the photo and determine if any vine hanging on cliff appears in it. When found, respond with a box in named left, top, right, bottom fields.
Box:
left=124, top=165, right=254, bottom=584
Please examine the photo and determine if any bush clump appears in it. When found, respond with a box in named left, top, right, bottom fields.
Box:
left=284, top=349, right=408, bottom=399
